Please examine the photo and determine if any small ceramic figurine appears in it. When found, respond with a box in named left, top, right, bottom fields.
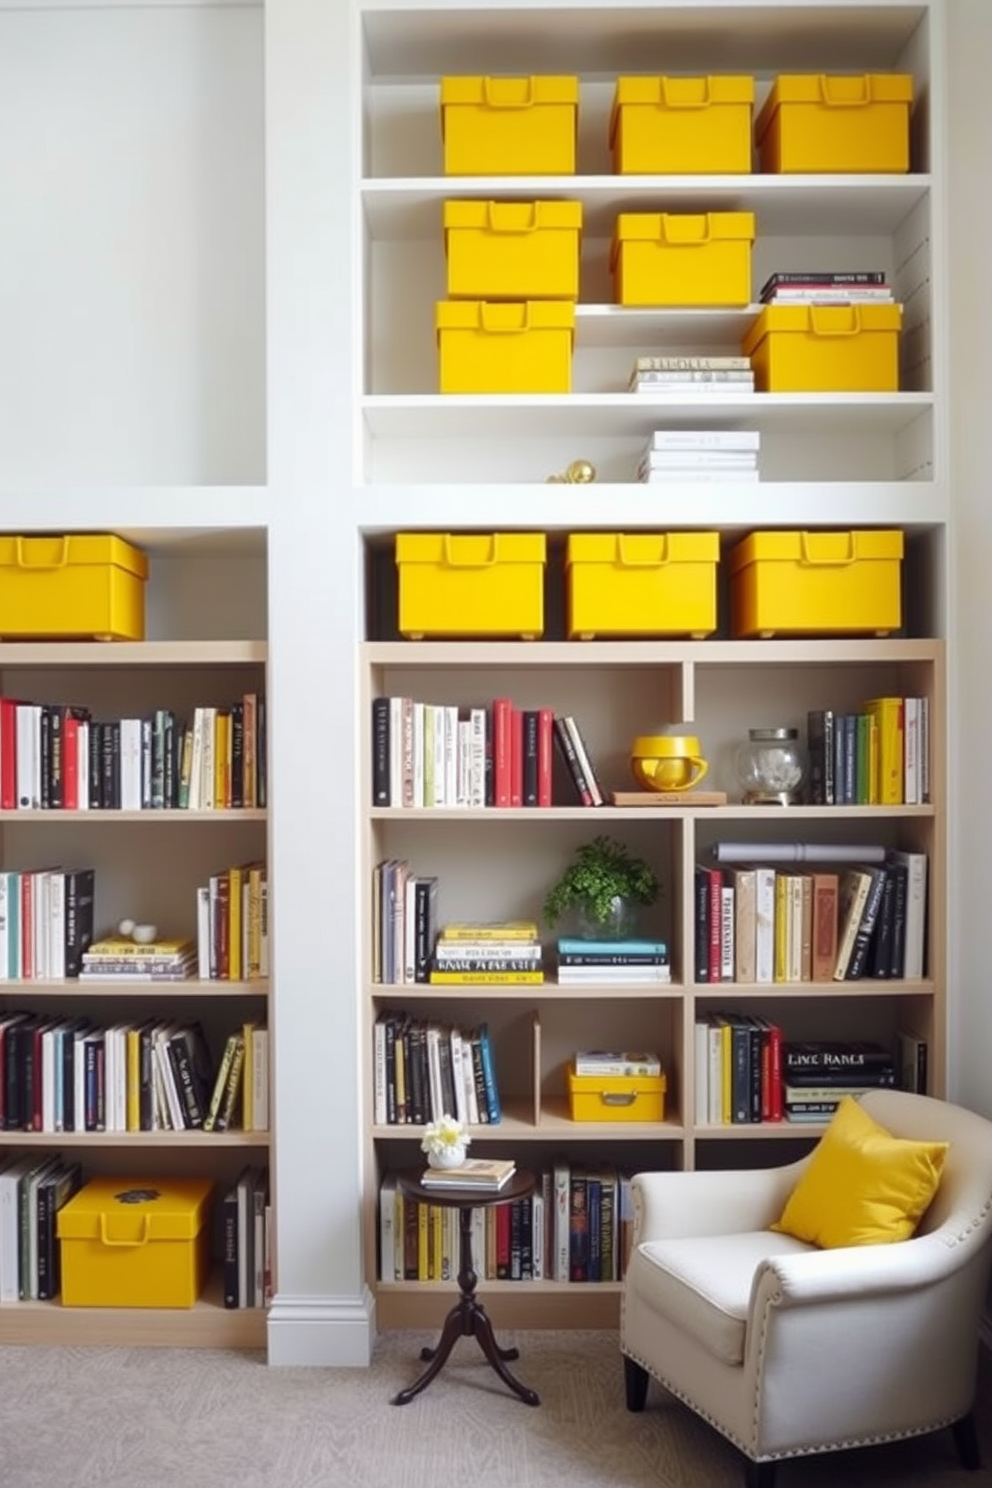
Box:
left=545, top=458, right=597, bottom=484
left=118, top=917, right=159, bottom=944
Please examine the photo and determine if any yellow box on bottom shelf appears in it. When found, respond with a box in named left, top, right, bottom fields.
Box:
left=57, top=1177, right=214, bottom=1308
left=440, top=74, right=579, bottom=176
left=610, top=212, right=755, bottom=307
left=0, top=533, right=149, bottom=641
left=727, top=529, right=904, bottom=638
left=568, top=1066, right=667, bottom=1123
left=443, top=199, right=582, bottom=301
left=741, top=302, right=902, bottom=393
left=396, top=530, right=546, bottom=639
left=436, top=299, right=575, bottom=393
left=566, top=531, right=720, bottom=639
left=610, top=75, right=755, bottom=174
left=756, top=73, right=913, bottom=174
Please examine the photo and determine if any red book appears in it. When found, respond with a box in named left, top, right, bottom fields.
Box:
left=495, top=1201, right=512, bottom=1279
left=20, top=871, right=34, bottom=980
left=63, top=715, right=80, bottom=811
left=537, top=707, right=554, bottom=807
left=766, top=1021, right=784, bottom=1122
left=492, top=697, right=512, bottom=808
left=0, top=697, right=17, bottom=810
left=703, top=866, right=723, bottom=984
left=509, top=708, right=523, bottom=808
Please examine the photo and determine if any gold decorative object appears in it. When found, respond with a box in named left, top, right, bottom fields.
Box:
left=631, top=733, right=709, bottom=793
left=545, top=459, right=597, bottom=484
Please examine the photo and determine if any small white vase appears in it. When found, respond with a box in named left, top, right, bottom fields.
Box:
left=427, top=1143, right=467, bottom=1169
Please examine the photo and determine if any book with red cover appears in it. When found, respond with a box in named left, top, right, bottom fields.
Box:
left=492, top=697, right=512, bottom=808
left=537, top=707, right=553, bottom=807
left=0, top=697, right=16, bottom=810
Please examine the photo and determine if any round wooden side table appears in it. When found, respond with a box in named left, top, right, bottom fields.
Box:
left=392, top=1167, right=540, bottom=1407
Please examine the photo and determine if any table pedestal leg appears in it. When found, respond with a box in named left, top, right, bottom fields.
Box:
left=392, top=1203, right=540, bottom=1407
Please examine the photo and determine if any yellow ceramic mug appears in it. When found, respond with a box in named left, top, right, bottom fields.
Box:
left=631, top=734, right=709, bottom=793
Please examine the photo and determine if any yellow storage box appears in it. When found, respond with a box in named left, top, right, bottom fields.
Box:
left=566, top=532, right=720, bottom=640
left=568, top=1065, right=667, bottom=1123
left=756, top=73, right=914, bottom=174
left=396, top=531, right=546, bottom=639
left=436, top=300, right=574, bottom=393
left=742, top=302, right=902, bottom=392
left=443, top=199, right=582, bottom=301
left=0, top=533, right=148, bottom=641
left=610, top=75, right=755, bottom=174
left=440, top=75, right=579, bottom=175
left=57, top=1177, right=214, bottom=1308
left=727, top=529, right=904, bottom=638
left=611, top=212, right=755, bottom=307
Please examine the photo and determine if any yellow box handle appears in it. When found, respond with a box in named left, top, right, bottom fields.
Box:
left=799, top=532, right=857, bottom=567
left=658, top=76, right=713, bottom=110
left=442, top=534, right=500, bottom=568
left=479, top=303, right=530, bottom=333
left=617, top=533, right=669, bottom=568
left=818, top=74, right=871, bottom=107
left=482, top=77, right=536, bottom=109
left=657, top=214, right=712, bottom=246
left=487, top=201, right=539, bottom=234
left=99, top=1214, right=151, bottom=1248
left=601, top=1091, right=638, bottom=1107
left=808, top=305, right=862, bottom=338
left=15, top=536, right=69, bottom=570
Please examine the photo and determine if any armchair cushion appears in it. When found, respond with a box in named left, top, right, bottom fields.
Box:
left=770, top=1096, right=949, bottom=1248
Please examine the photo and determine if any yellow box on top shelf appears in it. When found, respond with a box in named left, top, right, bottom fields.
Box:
left=443, top=200, right=582, bottom=300
left=727, top=529, right=904, bottom=639
left=395, top=531, right=546, bottom=639
left=436, top=300, right=574, bottom=393
left=566, top=532, right=720, bottom=640
left=440, top=75, right=579, bottom=175
left=58, top=1177, right=214, bottom=1308
left=610, top=212, right=755, bottom=307
left=742, top=302, right=902, bottom=392
left=610, top=75, right=754, bottom=174
left=756, top=73, right=914, bottom=173
left=0, top=533, right=148, bottom=640
left=567, top=1065, right=667, bottom=1123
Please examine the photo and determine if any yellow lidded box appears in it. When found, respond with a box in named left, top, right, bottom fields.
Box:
left=566, top=532, right=720, bottom=640
left=610, top=212, right=755, bottom=307
left=568, top=1065, right=667, bottom=1123
left=57, top=1176, right=214, bottom=1308
left=610, top=75, right=755, bottom=174
left=396, top=532, right=546, bottom=639
left=440, top=75, right=579, bottom=175
left=0, top=533, right=148, bottom=641
left=727, top=529, right=904, bottom=638
left=436, top=299, right=575, bottom=393
left=443, top=199, right=583, bottom=301
left=756, top=73, right=914, bottom=174
left=742, top=302, right=902, bottom=392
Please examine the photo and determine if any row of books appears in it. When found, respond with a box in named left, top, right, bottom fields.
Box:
left=627, top=355, right=755, bottom=395
left=0, top=696, right=266, bottom=811
left=0, top=1153, right=83, bottom=1302
left=636, top=425, right=761, bottom=485
left=194, top=861, right=269, bottom=982
left=221, top=1164, right=272, bottom=1309
left=807, top=699, right=929, bottom=807
left=694, top=852, right=927, bottom=984
left=0, top=1013, right=269, bottom=1133
left=760, top=270, right=894, bottom=304
left=557, top=937, right=670, bottom=985
left=371, top=696, right=604, bottom=810
left=372, top=1013, right=502, bottom=1127
left=0, top=866, right=95, bottom=981
left=379, top=1162, right=635, bottom=1284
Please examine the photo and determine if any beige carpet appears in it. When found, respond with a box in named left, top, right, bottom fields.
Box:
left=1, top=1330, right=991, bottom=1488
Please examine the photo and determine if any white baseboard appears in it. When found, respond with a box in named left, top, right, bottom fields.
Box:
left=266, top=1286, right=376, bottom=1366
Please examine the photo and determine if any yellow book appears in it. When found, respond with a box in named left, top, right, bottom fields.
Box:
left=247, top=863, right=265, bottom=978
left=242, top=693, right=258, bottom=808
left=428, top=970, right=544, bottom=984
left=228, top=865, right=244, bottom=982
left=773, top=873, right=790, bottom=983
left=126, top=1027, right=141, bottom=1132
left=862, top=696, right=904, bottom=804
left=440, top=921, right=539, bottom=942
left=430, top=1203, right=443, bottom=1281
left=215, top=711, right=230, bottom=808
left=242, top=1020, right=256, bottom=1132
left=203, top=1032, right=239, bottom=1133
left=867, top=714, right=880, bottom=805
left=85, top=936, right=195, bottom=959
left=720, top=1020, right=732, bottom=1125
left=417, top=1200, right=430, bottom=1281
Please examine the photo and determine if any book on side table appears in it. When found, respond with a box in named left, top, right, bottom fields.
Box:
left=420, top=1158, right=516, bottom=1191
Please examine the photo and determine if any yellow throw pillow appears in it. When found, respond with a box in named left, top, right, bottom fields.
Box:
left=771, top=1096, right=948, bottom=1248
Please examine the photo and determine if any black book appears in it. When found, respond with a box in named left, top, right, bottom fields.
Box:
left=230, top=702, right=245, bottom=809
left=150, top=709, right=166, bottom=809
left=786, top=1065, right=895, bottom=1089
left=168, top=1024, right=213, bottom=1129
left=37, top=1160, right=82, bottom=1301
left=7, top=1016, right=41, bottom=1130
left=868, top=870, right=897, bottom=978
left=552, top=715, right=591, bottom=805
left=383, top=1014, right=397, bottom=1125
left=39, top=706, right=53, bottom=810
left=100, top=721, right=119, bottom=809
left=694, top=864, right=711, bottom=983
left=255, top=696, right=267, bottom=808
left=846, top=866, right=888, bottom=980
left=413, top=876, right=438, bottom=984
left=141, top=716, right=153, bottom=808
left=522, top=709, right=540, bottom=806
left=371, top=697, right=390, bottom=806
left=806, top=708, right=835, bottom=805
left=760, top=270, right=887, bottom=296
left=886, top=860, right=910, bottom=978
left=406, top=1019, right=426, bottom=1126
left=64, top=867, right=96, bottom=979
left=89, top=721, right=105, bottom=808
left=222, top=1179, right=240, bottom=1308
left=163, top=711, right=178, bottom=808
left=49, top=705, right=67, bottom=809
left=783, top=1040, right=894, bottom=1076
left=437, top=1033, right=457, bottom=1128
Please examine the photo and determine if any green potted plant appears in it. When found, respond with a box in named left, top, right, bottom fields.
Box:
left=543, top=835, right=659, bottom=940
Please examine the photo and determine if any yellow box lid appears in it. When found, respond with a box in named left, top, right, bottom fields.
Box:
left=440, top=75, right=579, bottom=111
left=435, top=299, right=576, bottom=337
left=443, top=199, right=583, bottom=244
left=57, top=1177, right=214, bottom=1243
left=566, top=532, right=720, bottom=567
left=610, top=75, right=754, bottom=142
left=567, top=1065, right=667, bottom=1093
left=728, top=529, right=904, bottom=576
left=741, top=301, right=902, bottom=356
left=0, top=533, right=149, bottom=581
left=610, top=211, right=755, bottom=267
left=756, top=72, right=914, bottom=140
left=396, top=532, right=547, bottom=567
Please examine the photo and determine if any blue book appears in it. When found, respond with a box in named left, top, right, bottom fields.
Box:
left=556, top=938, right=667, bottom=956
left=477, top=1023, right=502, bottom=1123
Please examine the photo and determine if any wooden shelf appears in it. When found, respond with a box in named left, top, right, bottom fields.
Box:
left=10, top=978, right=270, bottom=997
left=0, top=1272, right=268, bottom=1348
left=0, top=641, right=267, bottom=668
left=376, top=1279, right=620, bottom=1332
left=0, top=1130, right=270, bottom=1148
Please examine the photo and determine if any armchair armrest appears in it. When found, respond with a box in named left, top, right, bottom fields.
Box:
left=754, top=1228, right=977, bottom=1309
left=633, top=1162, right=806, bottom=1244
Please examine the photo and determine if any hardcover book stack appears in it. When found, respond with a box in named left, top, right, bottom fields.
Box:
left=636, top=428, right=760, bottom=485
left=421, top=1156, right=516, bottom=1191
left=782, top=1040, right=895, bottom=1124
left=556, top=937, right=669, bottom=985
left=430, top=920, right=543, bottom=985
left=79, top=935, right=195, bottom=982
left=628, top=355, right=755, bottom=395
left=760, top=269, right=894, bottom=305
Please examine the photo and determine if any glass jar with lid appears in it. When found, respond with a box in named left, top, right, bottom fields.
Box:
left=735, top=727, right=806, bottom=805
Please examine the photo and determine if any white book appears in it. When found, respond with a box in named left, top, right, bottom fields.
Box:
left=448, top=1030, right=468, bottom=1125
left=444, top=705, right=458, bottom=807
left=904, top=697, right=921, bottom=806
left=119, top=717, right=143, bottom=810
left=639, top=469, right=762, bottom=483
left=648, top=428, right=761, bottom=451
left=41, top=1021, right=59, bottom=1132
left=48, top=871, right=65, bottom=980
left=433, top=705, right=446, bottom=807
left=469, top=708, right=487, bottom=808
left=425, top=1022, right=443, bottom=1122
left=693, top=1021, right=709, bottom=1125
left=888, top=850, right=928, bottom=979
left=379, top=1174, right=397, bottom=1282
left=553, top=1161, right=571, bottom=1283
left=77, top=721, right=90, bottom=809
left=557, top=966, right=671, bottom=983
left=412, top=701, right=425, bottom=807
left=16, top=703, right=38, bottom=809
left=388, top=696, right=403, bottom=808
left=788, top=875, right=804, bottom=983
left=373, top=1018, right=387, bottom=1126
left=920, top=696, right=930, bottom=803
left=199, top=706, right=217, bottom=809
left=403, top=874, right=418, bottom=983
left=639, top=449, right=758, bottom=468
left=252, top=1028, right=269, bottom=1131
left=196, top=884, right=211, bottom=979
left=720, top=884, right=735, bottom=981
left=0, top=1157, right=36, bottom=1301
left=187, top=708, right=205, bottom=811
left=754, top=866, right=777, bottom=983
left=707, top=1019, right=724, bottom=1124
left=73, top=1024, right=89, bottom=1132
left=456, top=718, right=472, bottom=807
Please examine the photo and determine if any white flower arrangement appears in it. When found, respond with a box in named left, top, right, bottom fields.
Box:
left=420, top=1114, right=471, bottom=1160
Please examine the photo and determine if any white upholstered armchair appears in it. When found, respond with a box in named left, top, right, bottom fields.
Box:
left=621, top=1089, right=992, bottom=1488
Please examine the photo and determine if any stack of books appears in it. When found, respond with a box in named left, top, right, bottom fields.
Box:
left=783, top=1040, right=895, bottom=1124
left=78, top=936, right=197, bottom=981
left=420, top=1156, right=516, bottom=1192
left=429, top=921, right=543, bottom=985
left=760, top=270, right=894, bottom=305
left=636, top=428, right=761, bottom=485
left=628, top=355, right=754, bottom=395
left=556, top=938, right=670, bottom=985
left=573, top=1049, right=662, bottom=1077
